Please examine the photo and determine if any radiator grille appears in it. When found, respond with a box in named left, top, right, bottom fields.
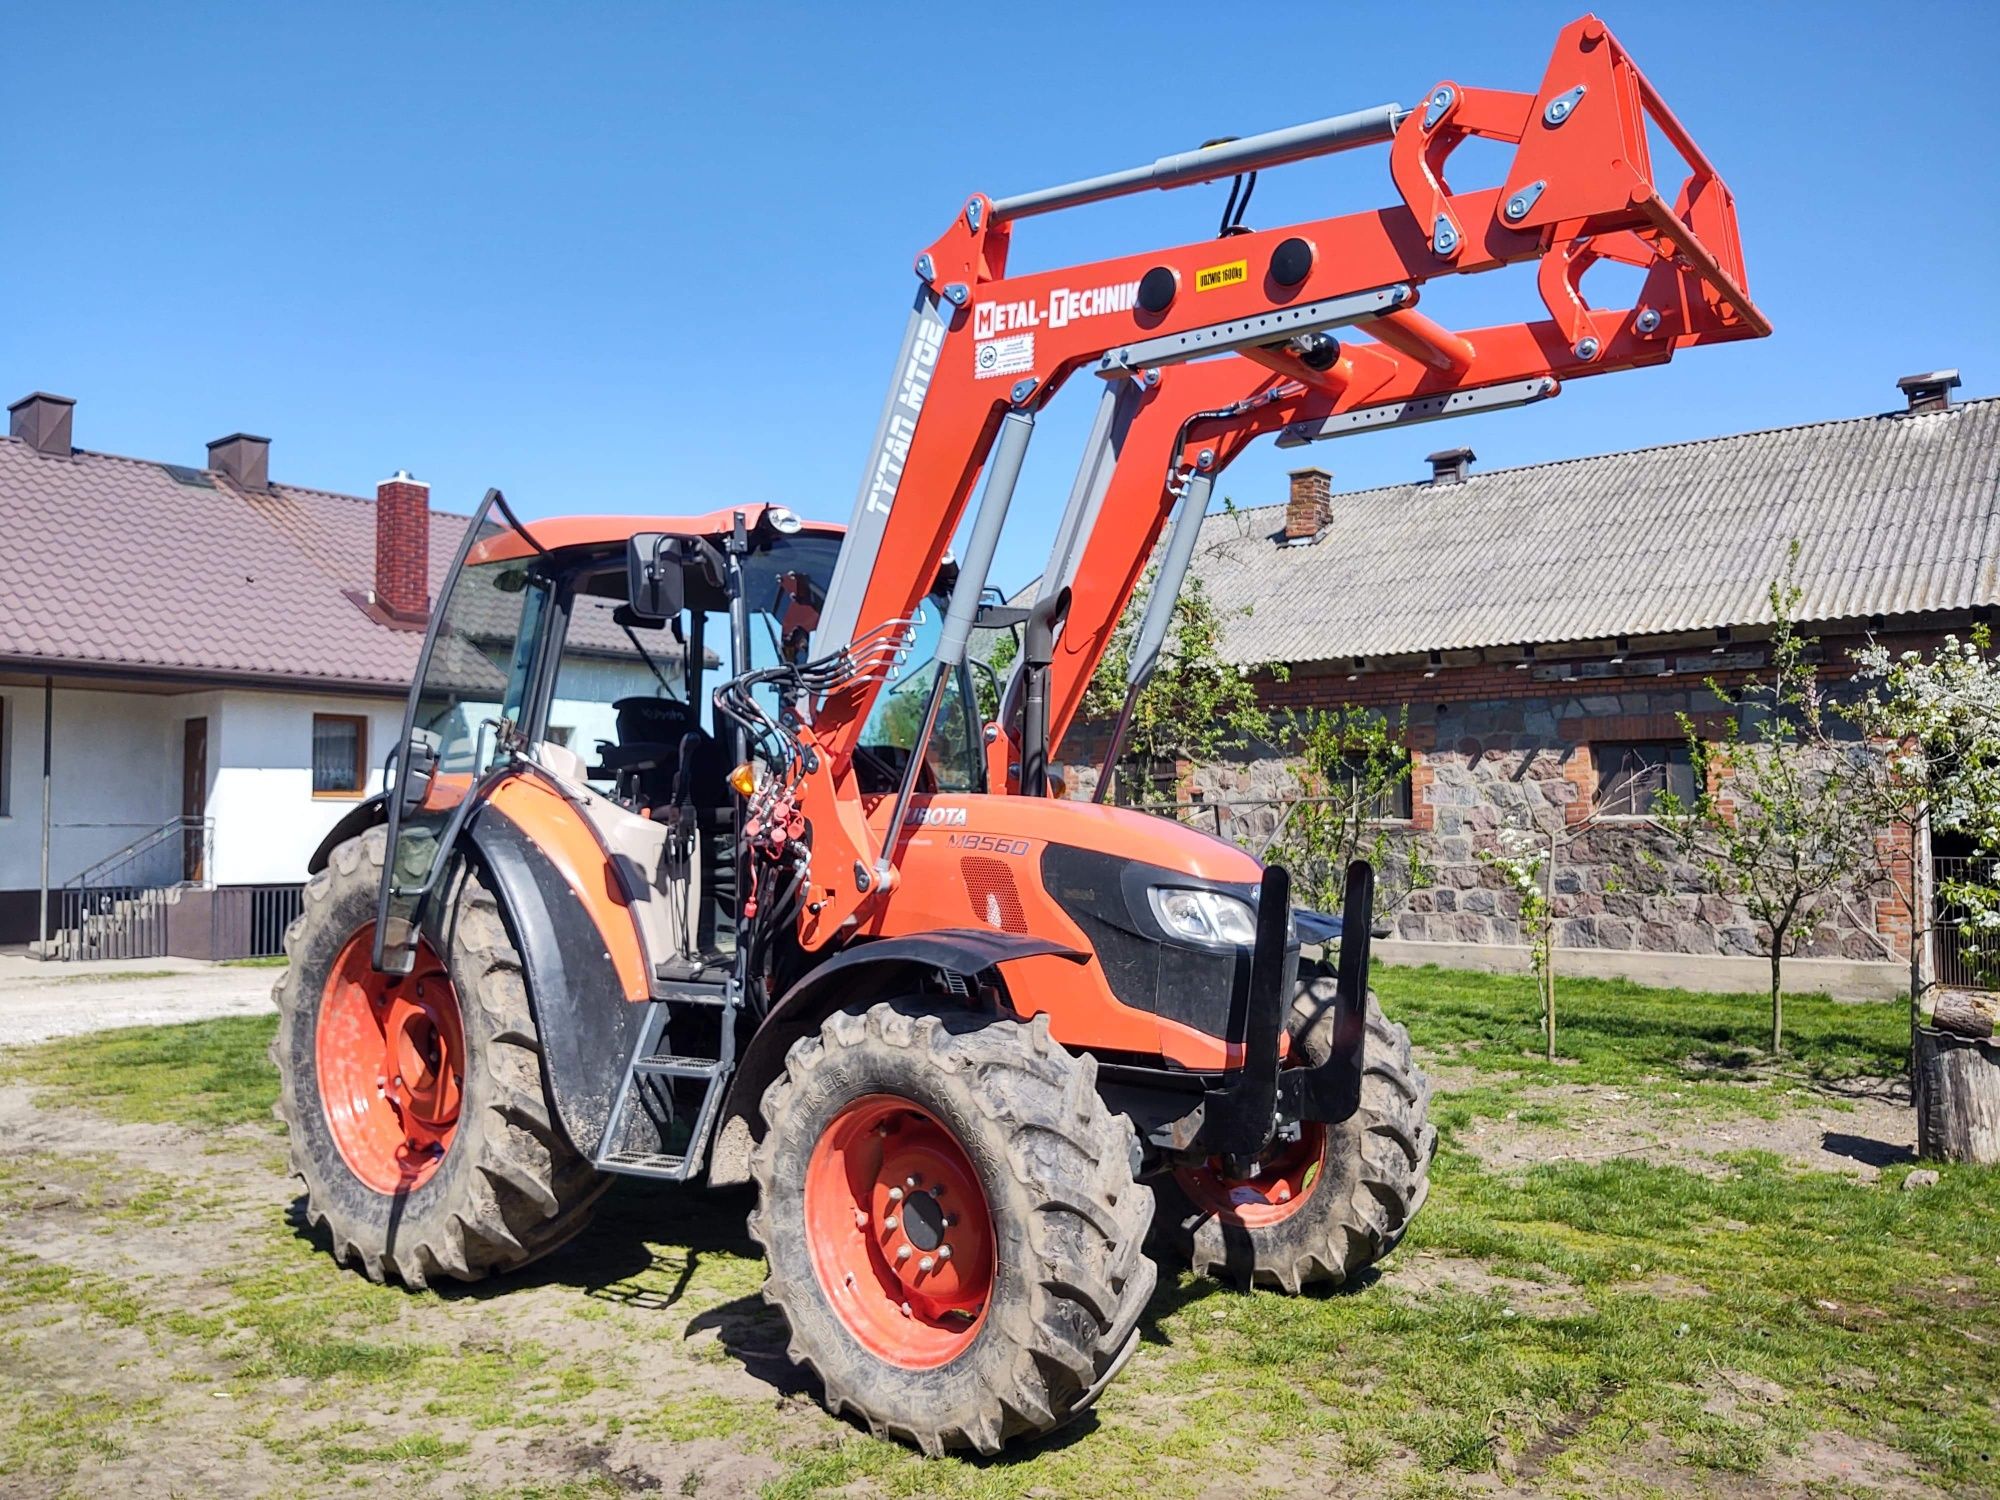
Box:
left=961, top=856, right=1027, bottom=933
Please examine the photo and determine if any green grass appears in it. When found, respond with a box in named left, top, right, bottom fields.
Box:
left=221, top=955, right=290, bottom=969
left=1, top=1012, right=279, bottom=1130
left=0, top=967, right=1994, bottom=1498
left=1375, top=963, right=1908, bottom=1083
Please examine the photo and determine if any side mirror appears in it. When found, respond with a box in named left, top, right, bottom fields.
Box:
left=626, top=533, right=687, bottom=623
left=395, top=732, right=439, bottom=813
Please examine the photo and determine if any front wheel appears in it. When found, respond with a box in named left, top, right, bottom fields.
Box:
left=271, top=828, right=609, bottom=1287
left=1155, top=971, right=1436, bottom=1293
left=749, top=1001, right=1154, bottom=1455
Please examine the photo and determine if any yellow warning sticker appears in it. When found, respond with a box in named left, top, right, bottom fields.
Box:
left=1195, top=259, right=1248, bottom=293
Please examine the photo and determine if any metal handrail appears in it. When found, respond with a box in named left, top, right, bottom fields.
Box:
left=49, top=814, right=214, bottom=960
left=67, top=813, right=212, bottom=889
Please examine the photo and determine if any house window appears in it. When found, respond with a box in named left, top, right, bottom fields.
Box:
left=1594, top=741, right=1696, bottom=816
left=1336, top=751, right=1415, bottom=821
left=312, top=713, right=368, bottom=797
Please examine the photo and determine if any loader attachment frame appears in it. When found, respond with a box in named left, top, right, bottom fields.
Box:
left=793, top=13, right=1767, bottom=929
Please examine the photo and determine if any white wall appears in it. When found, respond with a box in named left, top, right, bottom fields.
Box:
left=0, top=684, right=185, bottom=890
left=207, top=689, right=406, bottom=885
left=0, top=683, right=405, bottom=893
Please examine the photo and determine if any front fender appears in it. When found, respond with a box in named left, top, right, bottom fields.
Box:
left=460, top=789, right=652, bottom=1160
left=706, top=930, right=1084, bottom=1186
left=308, top=793, right=389, bottom=874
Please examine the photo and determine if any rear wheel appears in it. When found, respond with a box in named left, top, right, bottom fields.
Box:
left=1156, top=970, right=1435, bottom=1293
left=750, top=1001, right=1154, bottom=1455
left=271, top=828, right=609, bottom=1287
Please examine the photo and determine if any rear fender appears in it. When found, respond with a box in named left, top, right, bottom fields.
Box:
left=706, top=930, right=1084, bottom=1187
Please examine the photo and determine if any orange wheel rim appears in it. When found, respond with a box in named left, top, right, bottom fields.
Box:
left=1174, top=1123, right=1327, bottom=1228
left=315, top=925, right=465, bottom=1195
left=802, top=1094, right=994, bottom=1369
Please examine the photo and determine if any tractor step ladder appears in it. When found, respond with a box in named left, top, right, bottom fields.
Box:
left=594, top=981, right=736, bottom=1183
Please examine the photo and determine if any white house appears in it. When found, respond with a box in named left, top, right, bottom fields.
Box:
left=0, top=392, right=452, bottom=956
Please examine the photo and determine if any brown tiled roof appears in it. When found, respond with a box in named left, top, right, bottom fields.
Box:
left=0, top=435, right=465, bottom=692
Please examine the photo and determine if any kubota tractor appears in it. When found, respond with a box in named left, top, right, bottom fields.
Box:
left=274, top=16, right=1767, bottom=1453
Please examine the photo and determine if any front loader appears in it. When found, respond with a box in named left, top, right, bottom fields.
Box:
left=273, top=15, right=1767, bottom=1454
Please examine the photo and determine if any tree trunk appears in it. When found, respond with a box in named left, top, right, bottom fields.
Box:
left=1543, top=851, right=1557, bottom=1063
left=1910, top=933, right=1925, bottom=1081
left=1915, top=1023, right=2000, bottom=1163
left=1769, top=951, right=1784, bottom=1054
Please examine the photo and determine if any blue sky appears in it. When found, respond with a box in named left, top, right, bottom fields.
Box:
left=9, top=2, right=1998, bottom=597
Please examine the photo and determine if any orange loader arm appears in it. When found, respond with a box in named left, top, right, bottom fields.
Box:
left=796, top=12, right=1766, bottom=936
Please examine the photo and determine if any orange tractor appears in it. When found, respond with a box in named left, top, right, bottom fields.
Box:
left=276, top=16, right=1766, bottom=1453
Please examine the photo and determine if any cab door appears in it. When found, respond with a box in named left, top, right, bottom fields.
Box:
left=373, top=491, right=552, bottom=973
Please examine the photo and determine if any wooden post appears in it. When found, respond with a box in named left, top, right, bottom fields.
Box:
left=1916, top=991, right=2000, bottom=1163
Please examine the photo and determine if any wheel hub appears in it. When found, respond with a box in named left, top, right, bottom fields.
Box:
left=316, top=926, right=465, bottom=1194
left=803, top=1095, right=995, bottom=1369
left=1174, top=1121, right=1327, bottom=1228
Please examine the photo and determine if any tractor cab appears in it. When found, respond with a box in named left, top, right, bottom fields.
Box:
left=371, top=491, right=983, bottom=986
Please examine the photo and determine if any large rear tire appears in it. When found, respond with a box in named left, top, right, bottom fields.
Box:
left=271, top=828, right=609, bottom=1288
left=1156, top=969, right=1435, bottom=1293
left=749, top=1001, right=1155, bottom=1455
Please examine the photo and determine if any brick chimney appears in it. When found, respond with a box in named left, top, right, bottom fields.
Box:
left=9, top=392, right=75, bottom=458
left=373, top=470, right=431, bottom=624
left=1427, top=446, right=1475, bottom=485
left=1285, top=466, right=1332, bottom=542
left=1897, top=369, right=1960, bottom=414
left=207, top=432, right=271, bottom=491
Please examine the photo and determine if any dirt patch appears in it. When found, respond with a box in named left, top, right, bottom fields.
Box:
left=1764, top=1429, right=1955, bottom=1498
left=0, top=1081, right=843, bottom=1497
left=1455, top=1078, right=1916, bottom=1180
left=0, top=965, right=275, bottom=1046
left=1389, top=1250, right=1592, bottom=1319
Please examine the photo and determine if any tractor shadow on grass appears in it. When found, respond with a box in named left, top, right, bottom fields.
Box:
left=285, top=1176, right=758, bottom=1307
left=1135, top=1243, right=1385, bottom=1351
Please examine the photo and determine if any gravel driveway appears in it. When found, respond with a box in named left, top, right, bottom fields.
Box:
left=0, top=957, right=278, bottom=1046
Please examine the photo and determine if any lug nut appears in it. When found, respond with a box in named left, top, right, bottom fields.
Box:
left=919, top=1256, right=936, bottom=1272
left=900, top=1301, right=912, bottom=1317
left=938, top=1245, right=952, bottom=1261
left=905, top=1175, right=920, bottom=1188
left=883, top=1215, right=898, bottom=1230
left=853, top=1209, right=868, bottom=1228
left=898, top=1245, right=912, bottom=1262
left=888, top=1186, right=903, bottom=1202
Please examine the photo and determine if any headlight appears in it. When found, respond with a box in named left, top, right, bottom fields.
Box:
left=1147, top=886, right=1258, bottom=948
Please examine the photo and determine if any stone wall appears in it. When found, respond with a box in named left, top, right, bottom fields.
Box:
left=1058, top=658, right=1915, bottom=966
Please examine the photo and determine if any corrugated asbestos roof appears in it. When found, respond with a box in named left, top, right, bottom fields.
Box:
left=1194, top=397, right=2000, bottom=666
left=0, top=436, right=467, bottom=691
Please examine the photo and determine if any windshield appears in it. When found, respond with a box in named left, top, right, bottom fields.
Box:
left=377, top=497, right=548, bottom=971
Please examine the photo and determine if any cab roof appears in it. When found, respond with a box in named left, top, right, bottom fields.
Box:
left=468, top=504, right=842, bottom=565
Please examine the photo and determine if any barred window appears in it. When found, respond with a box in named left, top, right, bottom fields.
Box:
left=1594, top=741, right=1695, bottom=816
left=1336, top=751, right=1415, bottom=820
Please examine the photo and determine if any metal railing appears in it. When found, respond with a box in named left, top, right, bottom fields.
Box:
left=209, top=884, right=305, bottom=961
left=48, top=816, right=212, bottom=961
left=1933, top=856, right=2000, bottom=992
